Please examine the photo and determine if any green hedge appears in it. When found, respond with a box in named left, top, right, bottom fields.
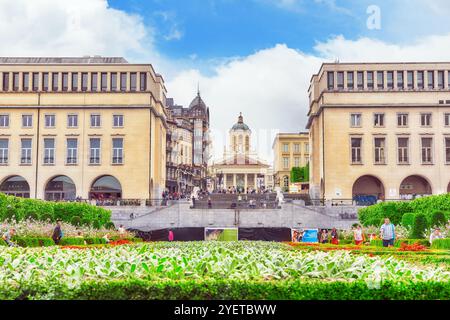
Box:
left=1, top=236, right=141, bottom=247
left=431, top=239, right=450, bottom=250
left=358, top=194, right=450, bottom=227
left=0, top=193, right=111, bottom=228
left=370, top=239, right=431, bottom=248
left=3, top=279, right=449, bottom=300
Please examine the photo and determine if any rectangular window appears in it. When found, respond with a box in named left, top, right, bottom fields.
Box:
left=398, top=138, right=409, bottom=164
left=445, top=113, right=450, bottom=126
left=81, top=73, right=88, bottom=91
left=43, top=138, right=55, bottom=165
left=387, top=71, right=394, bottom=89
left=347, top=72, right=354, bottom=90
left=12, top=72, right=19, bottom=91
left=294, top=157, right=300, bottom=167
left=438, top=71, right=444, bottom=89
left=421, top=137, right=433, bottom=164
left=2, top=72, right=9, bottom=91
left=327, top=72, right=334, bottom=90
left=23, top=73, right=29, bottom=91
left=113, top=115, right=124, bottom=127
left=130, top=72, right=137, bottom=91
left=101, top=73, right=107, bottom=91
left=397, top=71, right=404, bottom=89
left=294, top=144, right=300, bottom=153
left=374, top=137, right=386, bottom=164
left=446, top=138, right=450, bottom=164
left=0, top=114, right=9, bottom=127
left=89, top=138, right=101, bottom=164
left=22, top=115, right=32, bottom=128
left=90, top=114, right=101, bottom=127
left=282, top=143, right=289, bottom=153
left=42, top=73, right=49, bottom=91
left=120, top=73, right=127, bottom=91
left=72, top=73, right=78, bottom=91
left=66, top=139, right=78, bottom=164
left=337, top=72, right=344, bottom=90
left=52, top=72, right=58, bottom=91
left=374, top=113, right=385, bottom=127
left=21, top=139, right=32, bottom=164
left=357, top=72, right=364, bottom=90
left=111, top=73, right=117, bottom=91
left=305, top=143, right=309, bottom=153
left=421, top=113, right=432, bottom=127
left=407, top=71, right=414, bottom=89
left=0, top=139, right=8, bottom=164
left=32, top=72, right=39, bottom=91
left=427, top=71, right=434, bottom=89
left=91, top=73, right=98, bottom=92
left=140, top=72, right=147, bottom=91
left=397, top=113, right=408, bottom=127
left=376, top=71, right=383, bottom=89
left=367, top=71, right=374, bottom=89
left=351, top=138, right=362, bottom=164
left=417, top=71, right=424, bottom=89
left=67, top=114, right=78, bottom=128
left=62, top=73, right=68, bottom=91
left=350, top=113, right=362, bottom=127
left=112, top=138, right=124, bottom=164
left=283, top=157, right=289, bottom=169
left=45, top=114, right=55, bottom=128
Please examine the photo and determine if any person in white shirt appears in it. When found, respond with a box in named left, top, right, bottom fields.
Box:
left=429, top=228, right=443, bottom=244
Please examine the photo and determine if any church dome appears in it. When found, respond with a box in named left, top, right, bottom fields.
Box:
left=189, top=93, right=207, bottom=110
left=231, top=113, right=250, bottom=131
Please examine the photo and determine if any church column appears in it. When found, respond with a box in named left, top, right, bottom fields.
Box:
left=244, top=174, right=248, bottom=193
left=223, top=174, right=227, bottom=189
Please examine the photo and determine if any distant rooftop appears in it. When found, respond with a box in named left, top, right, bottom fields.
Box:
left=0, top=56, right=129, bottom=64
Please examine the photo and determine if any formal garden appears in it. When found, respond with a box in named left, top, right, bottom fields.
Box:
left=0, top=193, right=449, bottom=300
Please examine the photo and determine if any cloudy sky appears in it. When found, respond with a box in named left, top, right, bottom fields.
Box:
left=2, top=0, right=450, bottom=163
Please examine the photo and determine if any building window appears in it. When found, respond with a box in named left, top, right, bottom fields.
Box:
left=407, top=71, right=414, bottom=89
left=421, top=113, right=432, bottom=127
left=347, top=72, right=354, bottom=90
left=140, top=72, right=147, bottom=91
left=445, top=113, right=450, bottom=126
left=52, top=72, right=58, bottom=91
left=101, top=73, right=107, bottom=92
left=337, top=72, right=344, bottom=90
left=397, top=113, right=408, bottom=127
left=20, top=139, right=32, bottom=164
left=350, top=113, right=362, bottom=127
left=66, top=139, right=78, bottom=164
left=91, top=73, right=98, bottom=92
left=0, top=139, right=8, bottom=164
left=112, top=138, right=124, bottom=164
left=32, top=72, right=39, bottom=91
left=62, top=73, right=68, bottom=91
left=81, top=73, right=88, bottom=91
left=283, top=157, right=289, bottom=169
left=374, top=113, right=385, bottom=127
left=387, top=71, right=394, bottom=89
left=305, top=143, right=309, bottom=153
left=90, top=114, right=101, bottom=128
left=367, top=71, right=374, bottom=89
left=427, top=71, right=434, bottom=89
left=89, top=138, right=101, bottom=164
left=130, top=72, right=137, bottom=91
left=351, top=137, right=362, bottom=164
left=294, top=157, right=300, bottom=167
left=111, top=73, right=117, bottom=91
left=327, top=72, right=334, bottom=90
left=377, top=71, right=383, bottom=89
left=2, top=72, right=9, bottom=91
left=438, top=71, right=444, bottom=89
left=374, top=137, right=386, bottom=164
left=397, top=71, right=404, bottom=89
left=113, top=115, right=124, bottom=127
left=120, top=73, right=127, bottom=91
left=72, top=73, right=78, bottom=91
left=13, top=72, right=19, bottom=91
left=0, top=114, right=9, bottom=127
left=22, top=115, right=32, bottom=128
left=43, top=138, right=55, bottom=165
left=45, top=114, right=55, bottom=128
left=23, top=72, right=29, bottom=91
left=67, top=114, right=78, bottom=128
left=398, top=137, right=409, bottom=164
left=417, top=71, right=424, bottom=89
left=446, top=138, right=450, bottom=164
left=282, top=143, right=289, bottom=153
left=294, top=144, right=300, bottom=153
left=283, top=176, right=289, bottom=188
left=421, top=137, right=433, bottom=164
left=357, top=72, right=364, bottom=90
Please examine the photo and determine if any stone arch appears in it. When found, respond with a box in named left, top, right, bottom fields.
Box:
left=400, top=175, right=432, bottom=198
left=89, top=175, right=122, bottom=200
left=0, top=175, right=30, bottom=198
left=352, top=175, right=385, bottom=205
left=44, top=175, right=76, bottom=201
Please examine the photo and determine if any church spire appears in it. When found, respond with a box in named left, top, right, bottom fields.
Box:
left=238, top=112, right=243, bottom=124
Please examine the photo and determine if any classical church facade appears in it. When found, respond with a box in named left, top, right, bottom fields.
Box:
left=210, top=113, right=273, bottom=193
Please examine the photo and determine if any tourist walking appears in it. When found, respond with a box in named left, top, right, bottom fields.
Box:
left=380, top=218, right=396, bottom=247
left=168, top=229, right=174, bottom=242
left=330, top=228, right=339, bottom=245
left=320, top=229, right=328, bottom=244
left=118, top=224, right=126, bottom=239
left=52, top=220, right=63, bottom=245
left=2, top=228, right=16, bottom=247
left=353, top=225, right=365, bottom=245
left=429, top=228, right=443, bottom=244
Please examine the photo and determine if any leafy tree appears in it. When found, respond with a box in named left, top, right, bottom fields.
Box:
left=430, top=210, right=447, bottom=228
left=290, top=167, right=303, bottom=183
left=401, top=212, right=415, bottom=229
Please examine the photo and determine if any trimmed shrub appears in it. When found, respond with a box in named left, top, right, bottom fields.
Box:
left=430, top=211, right=447, bottom=228
left=401, top=213, right=415, bottom=229
left=92, top=220, right=102, bottom=230
left=70, top=216, right=82, bottom=226
left=431, top=238, right=450, bottom=250
left=411, top=213, right=429, bottom=239
left=370, top=239, right=430, bottom=248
